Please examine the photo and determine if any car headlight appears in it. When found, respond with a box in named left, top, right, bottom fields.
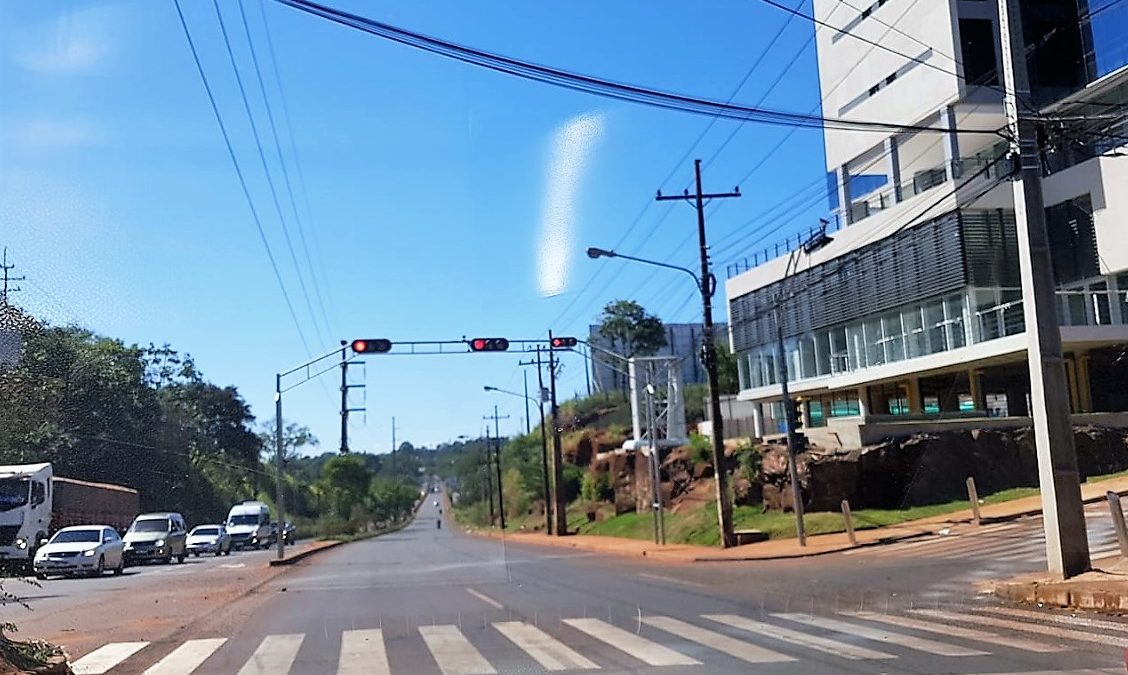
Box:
left=83, top=548, right=97, bottom=557
left=155, top=539, right=165, bottom=547
left=15, top=537, right=27, bottom=550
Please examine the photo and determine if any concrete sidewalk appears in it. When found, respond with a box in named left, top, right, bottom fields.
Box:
left=472, top=474, right=1128, bottom=563
left=993, top=559, right=1128, bottom=613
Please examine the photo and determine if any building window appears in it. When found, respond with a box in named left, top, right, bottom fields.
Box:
left=1091, top=281, right=1112, bottom=325
left=923, top=396, right=941, bottom=414
left=1047, top=196, right=1099, bottom=284
left=1118, top=273, right=1128, bottom=324
left=830, top=392, right=862, bottom=417
left=958, top=19, right=999, bottom=86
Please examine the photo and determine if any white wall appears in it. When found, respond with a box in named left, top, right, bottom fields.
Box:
left=814, top=0, right=963, bottom=170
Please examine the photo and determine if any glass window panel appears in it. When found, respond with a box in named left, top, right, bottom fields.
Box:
left=865, top=317, right=885, bottom=366
left=1066, top=292, right=1088, bottom=325
left=882, top=312, right=905, bottom=362
left=1118, top=273, right=1128, bottom=324
left=975, top=289, right=1002, bottom=341
left=846, top=323, right=866, bottom=370
left=924, top=301, right=947, bottom=353
left=815, top=330, right=831, bottom=376
left=958, top=394, right=976, bottom=412
left=903, top=306, right=926, bottom=358
left=1002, top=289, right=1025, bottom=335
left=923, top=396, right=941, bottom=414
left=1091, top=282, right=1111, bottom=325
left=738, top=352, right=750, bottom=390
left=945, top=295, right=967, bottom=348
left=762, top=351, right=776, bottom=386
left=799, top=335, right=817, bottom=380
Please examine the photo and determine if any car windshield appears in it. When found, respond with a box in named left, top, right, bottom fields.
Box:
left=50, top=530, right=100, bottom=544
left=0, top=478, right=29, bottom=512
left=228, top=515, right=260, bottom=526
left=191, top=527, right=219, bottom=536
left=130, top=519, right=170, bottom=533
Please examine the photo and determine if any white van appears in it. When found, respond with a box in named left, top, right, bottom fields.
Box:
left=225, top=501, right=271, bottom=549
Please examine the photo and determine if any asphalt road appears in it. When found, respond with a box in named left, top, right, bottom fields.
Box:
left=57, top=498, right=1126, bottom=674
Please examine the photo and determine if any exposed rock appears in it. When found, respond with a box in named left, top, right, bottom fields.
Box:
left=760, top=425, right=1128, bottom=511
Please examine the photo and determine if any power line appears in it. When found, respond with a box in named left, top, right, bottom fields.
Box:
left=172, top=0, right=313, bottom=355
left=270, top=0, right=1008, bottom=137
left=211, top=0, right=328, bottom=350
left=253, top=0, right=340, bottom=335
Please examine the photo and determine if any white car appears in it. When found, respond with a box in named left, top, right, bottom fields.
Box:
left=33, top=525, right=125, bottom=579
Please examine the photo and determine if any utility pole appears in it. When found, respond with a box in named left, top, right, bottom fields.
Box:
left=583, top=344, right=592, bottom=397
left=0, top=248, right=24, bottom=305
left=548, top=332, right=567, bottom=536
left=522, top=371, right=531, bottom=435
left=998, top=0, right=1090, bottom=578
left=338, top=341, right=365, bottom=454
left=484, top=425, right=495, bottom=525
left=484, top=405, right=511, bottom=529
left=519, top=348, right=553, bottom=533
left=656, top=159, right=740, bottom=548
left=274, top=374, right=286, bottom=560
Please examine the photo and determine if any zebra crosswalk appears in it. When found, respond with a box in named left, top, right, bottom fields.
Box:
left=68, top=607, right=1126, bottom=674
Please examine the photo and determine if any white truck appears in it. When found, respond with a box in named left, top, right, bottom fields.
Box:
left=225, top=500, right=272, bottom=549
left=0, top=462, right=139, bottom=572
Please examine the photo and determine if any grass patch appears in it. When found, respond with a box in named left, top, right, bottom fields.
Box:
left=1090, top=467, right=1128, bottom=482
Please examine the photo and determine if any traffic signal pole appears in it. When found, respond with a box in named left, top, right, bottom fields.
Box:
left=484, top=405, right=510, bottom=529
left=998, top=0, right=1090, bottom=578
left=548, top=331, right=567, bottom=536
left=340, top=343, right=349, bottom=454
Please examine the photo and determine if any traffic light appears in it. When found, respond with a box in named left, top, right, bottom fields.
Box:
left=468, top=338, right=509, bottom=352
left=350, top=338, right=392, bottom=354
left=550, top=336, right=578, bottom=349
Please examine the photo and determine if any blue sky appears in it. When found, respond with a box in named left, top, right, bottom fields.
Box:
left=0, top=0, right=828, bottom=452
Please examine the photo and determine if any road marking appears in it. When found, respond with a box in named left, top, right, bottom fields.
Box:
left=465, top=587, right=504, bottom=609
left=143, top=638, right=226, bottom=675
left=219, top=563, right=247, bottom=569
left=72, top=642, right=150, bottom=674
left=637, top=572, right=705, bottom=587
left=774, top=613, right=986, bottom=656
left=702, top=614, right=895, bottom=660
left=493, top=621, right=599, bottom=671
left=848, top=612, right=1063, bottom=653
left=563, top=618, right=699, bottom=666
left=338, top=629, right=391, bottom=675
left=418, top=625, right=496, bottom=675
left=911, top=609, right=1128, bottom=648
left=973, top=606, right=1128, bottom=635
left=236, top=634, right=304, bottom=675
left=642, top=615, right=794, bottom=664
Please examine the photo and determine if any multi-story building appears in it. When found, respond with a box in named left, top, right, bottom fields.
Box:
left=588, top=322, right=727, bottom=393
left=725, top=0, right=1128, bottom=448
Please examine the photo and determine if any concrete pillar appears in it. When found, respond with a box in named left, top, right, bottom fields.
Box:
left=969, top=369, right=987, bottom=413
left=799, top=399, right=811, bottom=429
left=857, top=386, right=869, bottom=419
left=837, top=164, right=852, bottom=226
left=1076, top=351, right=1093, bottom=413
left=884, top=136, right=903, bottom=203
left=751, top=402, right=764, bottom=439
left=939, top=105, right=961, bottom=182
left=906, top=377, right=923, bottom=414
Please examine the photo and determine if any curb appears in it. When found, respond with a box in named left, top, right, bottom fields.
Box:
left=994, top=581, right=1128, bottom=613
left=268, top=540, right=344, bottom=566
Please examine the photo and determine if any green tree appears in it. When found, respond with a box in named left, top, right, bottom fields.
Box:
left=501, top=468, right=529, bottom=521
left=258, top=420, right=318, bottom=465
left=597, top=300, right=667, bottom=392
left=321, top=454, right=372, bottom=520
left=715, top=341, right=740, bottom=395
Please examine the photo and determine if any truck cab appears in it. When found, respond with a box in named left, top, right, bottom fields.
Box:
left=226, top=501, right=272, bottom=549
left=0, top=463, right=52, bottom=570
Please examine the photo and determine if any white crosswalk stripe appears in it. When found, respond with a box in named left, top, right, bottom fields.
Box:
left=142, top=638, right=226, bottom=675
left=774, top=612, right=987, bottom=656
left=236, top=634, right=304, bottom=675
left=493, top=621, right=599, bottom=671
left=642, top=615, right=794, bottom=664
left=338, top=629, right=391, bottom=675
left=563, top=617, right=700, bottom=666
left=972, top=606, right=1128, bottom=635
left=72, top=642, right=150, bottom=674
left=418, top=625, right=496, bottom=675
left=911, top=609, right=1128, bottom=649
left=846, top=611, right=1065, bottom=653
left=702, top=614, right=896, bottom=660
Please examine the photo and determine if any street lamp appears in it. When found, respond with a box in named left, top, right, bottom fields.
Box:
left=485, top=384, right=551, bottom=534
left=586, top=245, right=732, bottom=547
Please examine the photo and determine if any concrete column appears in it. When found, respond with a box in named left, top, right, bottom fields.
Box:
left=1076, top=351, right=1093, bottom=413
left=939, top=105, right=961, bottom=182
left=969, top=369, right=986, bottom=413
left=837, top=164, right=852, bottom=226
left=857, top=386, right=869, bottom=419
left=799, top=399, right=811, bottom=428
left=884, top=136, right=903, bottom=203
left=906, top=377, right=923, bottom=414
left=751, top=402, right=764, bottom=439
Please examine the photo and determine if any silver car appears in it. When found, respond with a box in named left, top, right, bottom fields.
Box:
left=33, top=525, right=125, bottom=579
left=186, top=525, right=232, bottom=557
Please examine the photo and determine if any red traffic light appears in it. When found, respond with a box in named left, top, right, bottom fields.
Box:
left=468, top=338, right=509, bottom=352
left=550, top=336, right=578, bottom=349
left=350, top=338, right=392, bottom=354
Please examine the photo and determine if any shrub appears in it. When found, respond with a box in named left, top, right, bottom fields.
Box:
left=580, top=470, right=614, bottom=503
left=688, top=432, right=712, bottom=465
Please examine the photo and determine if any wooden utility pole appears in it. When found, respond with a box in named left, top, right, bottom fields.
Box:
left=656, top=160, right=740, bottom=548
left=484, top=405, right=510, bottom=529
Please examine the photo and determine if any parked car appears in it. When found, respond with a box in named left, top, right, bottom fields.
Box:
left=186, top=524, right=232, bottom=557
left=33, top=525, right=125, bottom=579
left=122, top=512, right=188, bottom=565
